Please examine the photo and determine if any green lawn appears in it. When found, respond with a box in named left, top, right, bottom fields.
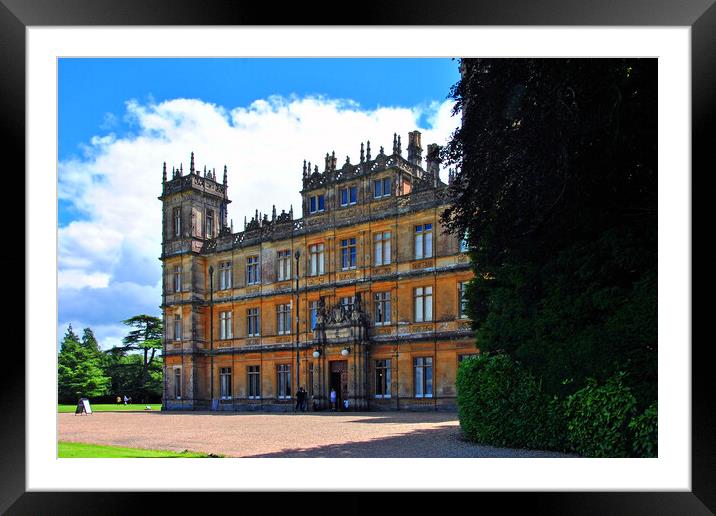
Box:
left=58, top=403, right=162, bottom=413
left=58, top=441, right=221, bottom=458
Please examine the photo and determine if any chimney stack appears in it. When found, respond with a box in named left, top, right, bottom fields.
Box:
left=407, top=131, right=423, bottom=166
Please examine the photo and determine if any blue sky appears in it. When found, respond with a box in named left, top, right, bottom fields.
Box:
left=58, top=58, right=461, bottom=348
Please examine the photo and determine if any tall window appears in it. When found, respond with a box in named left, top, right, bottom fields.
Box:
left=374, top=231, right=391, bottom=265
left=219, top=310, right=233, bottom=340
left=375, top=359, right=391, bottom=398
left=247, top=307, right=260, bottom=337
left=309, top=244, right=325, bottom=276
left=219, top=261, right=232, bottom=290
left=309, top=194, right=325, bottom=214
left=277, top=250, right=292, bottom=281
left=459, top=231, right=470, bottom=252
left=174, top=368, right=182, bottom=399
left=277, top=304, right=291, bottom=335
left=458, top=281, right=469, bottom=319
left=340, top=237, right=357, bottom=270
left=277, top=364, right=291, bottom=399
left=173, top=207, right=181, bottom=237
left=374, top=292, right=391, bottom=325
left=340, top=296, right=355, bottom=314
left=310, top=300, right=318, bottom=330
left=340, top=186, right=358, bottom=206
left=219, top=367, right=232, bottom=399
left=246, top=256, right=260, bottom=285
left=373, top=177, right=392, bottom=198
left=248, top=365, right=261, bottom=399
left=414, top=286, right=433, bottom=322
left=414, top=223, right=433, bottom=259
left=206, top=209, right=214, bottom=238
left=174, top=314, right=182, bottom=341
left=173, top=265, right=181, bottom=292
left=414, top=357, right=433, bottom=398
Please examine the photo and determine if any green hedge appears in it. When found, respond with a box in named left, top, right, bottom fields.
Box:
left=629, top=401, right=658, bottom=457
left=457, top=355, right=658, bottom=457
left=456, top=353, right=565, bottom=451
left=563, top=372, right=637, bottom=457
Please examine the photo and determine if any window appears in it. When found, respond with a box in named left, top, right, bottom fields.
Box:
left=246, top=256, right=260, bottom=285
left=414, top=223, right=433, bottom=259
left=309, top=363, right=315, bottom=396
left=414, top=286, right=433, bottom=322
left=219, top=261, right=232, bottom=290
left=458, top=354, right=477, bottom=363
left=277, top=364, right=291, bottom=399
left=220, top=367, right=232, bottom=399
left=374, top=292, right=391, bottom=325
left=173, top=207, right=181, bottom=237
left=375, top=359, right=391, bottom=398
left=277, top=303, right=291, bottom=335
left=340, top=296, right=355, bottom=316
left=277, top=250, right=292, bottom=281
left=219, top=310, right=233, bottom=340
left=340, top=185, right=358, bottom=206
left=247, top=307, right=260, bottom=337
left=174, top=314, right=182, bottom=341
left=458, top=281, right=469, bottom=319
left=340, top=237, right=357, bottom=270
left=373, top=177, right=392, bottom=198
left=174, top=368, right=182, bottom=399
left=414, top=357, right=433, bottom=398
left=310, top=300, right=318, bottom=330
left=459, top=231, right=470, bottom=252
left=374, top=231, right=391, bottom=266
left=309, top=244, right=325, bottom=276
left=248, top=365, right=261, bottom=399
left=206, top=209, right=214, bottom=238
left=173, top=265, right=181, bottom=292
left=309, top=194, right=325, bottom=214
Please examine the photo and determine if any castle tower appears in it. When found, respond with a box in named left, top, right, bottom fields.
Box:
left=158, top=152, right=231, bottom=409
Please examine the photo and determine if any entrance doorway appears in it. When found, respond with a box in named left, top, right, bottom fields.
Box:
left=329, top=360, right=348, bottom=411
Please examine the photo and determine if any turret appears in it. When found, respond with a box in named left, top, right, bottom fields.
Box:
left=407, top=131, right=423, bottom=166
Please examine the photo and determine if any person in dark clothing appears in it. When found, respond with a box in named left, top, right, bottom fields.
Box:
left=296, top=387, right=305, bottom=411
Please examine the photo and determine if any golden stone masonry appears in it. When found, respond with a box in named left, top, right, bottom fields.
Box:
left=159, top=131, right=477, bottom=411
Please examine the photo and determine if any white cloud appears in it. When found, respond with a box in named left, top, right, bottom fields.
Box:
left=58, top=95, right=459, bottom=341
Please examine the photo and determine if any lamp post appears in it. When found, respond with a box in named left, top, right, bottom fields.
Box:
left=208, top=264, right=214, bottom=410
left=294, top=249, right=301, bottom=410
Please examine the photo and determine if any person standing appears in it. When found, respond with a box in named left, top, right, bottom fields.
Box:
left=329, top=388, right=337, bottom=411
left=123, top=395, right=128, bottom=405
left=295, top=387, right=304, bottom=412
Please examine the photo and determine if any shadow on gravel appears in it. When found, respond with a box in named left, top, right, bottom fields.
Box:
left=242, top=425, right=575, bottom=459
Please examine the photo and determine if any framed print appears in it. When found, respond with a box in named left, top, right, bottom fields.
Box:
left=4, top=0, right=712, bottom=513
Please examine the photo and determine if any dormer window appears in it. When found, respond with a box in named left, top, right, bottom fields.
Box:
left=373, top=177, right=392, bottom=198
left=309, top=194, right=325, bottom=214
left=340, top=186, right=358, bottom=207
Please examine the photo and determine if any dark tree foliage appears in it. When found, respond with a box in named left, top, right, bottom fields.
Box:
left=442, top=59, right=657, bottom=407
left=108, top=315, right=163, bottom=402
left=58, top=325, right=111, bottom=403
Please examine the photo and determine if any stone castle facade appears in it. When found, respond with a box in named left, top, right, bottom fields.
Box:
left=160, top=130, right=477, bottom=411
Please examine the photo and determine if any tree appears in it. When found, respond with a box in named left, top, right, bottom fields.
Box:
left=442, top=59, right=657, bottom=407
left=109, top=315, right=163, bottom=402
left=58, top=324, right=110, bottom=403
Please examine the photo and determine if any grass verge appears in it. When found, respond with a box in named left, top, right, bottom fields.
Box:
left=58, top=404, right=162, bottom=413
left=58, top=441, right=222, bottom=458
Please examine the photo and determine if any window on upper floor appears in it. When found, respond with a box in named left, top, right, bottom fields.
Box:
left=206, top=209, right=214, bottom=238
left=458, top=281, right=469, bottom=319
left=374, top=231, right=391, bottom=266
left=309, top=194, right=325, bottom=214
left=174, top=314, right=182, bottom=341
left=309, top=244, right=325, bottom=276
left=374, top=292, right=391, bottom=325
left=340, top=185, right=358, bottom=207
left=340, top=237, right=357, bottom=270
left=373, top=177, right=392, bottom=198
left=277, top=250, right=292, bottom=281
left=414, top=223, right=433, bottom=259
left=246, top=256, right=260, bottom=285
left=173, top=207, right=181, bottom=237
left=460, top=230, right=470, bottom=252
left=277, top=303, right=291, bottom=335
left=310, top=300, right=319, bottom=330
left=247, top=307, right=260, bottom=337
left=218, top=261, right=232, bottom=290
left=173, top=265, right=181, bottom=293
left=414, top=286, right=433, bottom=322
left=219, top=310, right=233, bottom=340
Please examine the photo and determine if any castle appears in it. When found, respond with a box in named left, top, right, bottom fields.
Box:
left=159, top=130, right=476, bottom=411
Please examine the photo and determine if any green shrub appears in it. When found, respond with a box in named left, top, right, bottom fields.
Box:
left=456, top=353, right=565, bottom=451
left=629, top=401, right=657, bottom=457
left=563, top=372, right=637, bottom=457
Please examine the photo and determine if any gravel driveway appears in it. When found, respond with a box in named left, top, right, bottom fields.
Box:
left=58, top=411, right=574, bottom=458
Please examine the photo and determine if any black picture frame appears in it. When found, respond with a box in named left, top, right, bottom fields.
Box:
left=3, top=1, right=710, bottom=513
